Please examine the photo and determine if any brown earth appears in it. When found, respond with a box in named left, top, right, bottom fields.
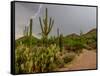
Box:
left=57, top=49, right=97, bottom=71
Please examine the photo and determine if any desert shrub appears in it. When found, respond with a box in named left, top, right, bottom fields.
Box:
left=64, top=38, right=84, bottom=54
left=83, top=34, right=97, bottom=49
left=55, top=57, right=65, bottom=68
left=48, top=36, right=57, bottom=45
left=63, top=53, right=75, bottom=63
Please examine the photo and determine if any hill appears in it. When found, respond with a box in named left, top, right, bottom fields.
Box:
left=63, top=28, right=97, bottom=50
left=64, top=28, right=96, bottom=39
left=66, top=33, right=79, bottom=38
left=82, top=28, right=96, bottom=38
left=15, top=36, right=39, bottom=48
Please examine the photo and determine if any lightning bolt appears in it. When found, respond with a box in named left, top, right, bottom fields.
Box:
left=33, top=4, right=42, bottom=19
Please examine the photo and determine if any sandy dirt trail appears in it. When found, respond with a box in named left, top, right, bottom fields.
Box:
left=58, top=49, right=97, bottom=71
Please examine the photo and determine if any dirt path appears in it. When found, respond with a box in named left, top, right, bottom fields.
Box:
left=58, top=49, right=97, bottom=71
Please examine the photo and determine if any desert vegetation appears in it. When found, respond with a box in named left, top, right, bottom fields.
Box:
left=15, top=8, right=97, bottom=74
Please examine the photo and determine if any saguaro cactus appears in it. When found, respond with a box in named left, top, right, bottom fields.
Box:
left=80, top=30, right=83, bottom=36
left=39, top=8, right=54, bottom=46
left=59, top=34, right=63, bottom=52
left=57, top=28, right=60, bottom=46
left=29, top=19, right=33, bottom=37
left=29, top=18, right=33, bottom=46
left=23, top=26, right=28, bottom=37
left=57, top=28, right=60, bottom=38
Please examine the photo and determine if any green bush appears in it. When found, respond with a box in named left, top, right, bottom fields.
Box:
left=64, top=38, right=84, bottom=54
left=83, top=34, right=97, bottom=50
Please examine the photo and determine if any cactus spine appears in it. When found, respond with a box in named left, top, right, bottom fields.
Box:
left=39, top=8, right=54, bottom=46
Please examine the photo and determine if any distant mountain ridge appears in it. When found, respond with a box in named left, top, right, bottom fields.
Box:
left=84, top=28, right=96, bottom=36
left=66, top=33, right=80, bottom=38
left=65, top=28, right=96, bottom=38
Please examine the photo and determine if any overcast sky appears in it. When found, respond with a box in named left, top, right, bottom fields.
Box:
left=15, top=2, right=96, bottom=39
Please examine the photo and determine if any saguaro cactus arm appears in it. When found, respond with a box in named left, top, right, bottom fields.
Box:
left=39, top=17, right=44, bottom=33
left=49, top=19, right=54, bottom=33
left=45, top=8, right=48, bottom=33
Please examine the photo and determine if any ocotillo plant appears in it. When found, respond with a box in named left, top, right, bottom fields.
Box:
left=59, top=34, right=63, bottom=52
left=39, top=8, right=54, bottom=46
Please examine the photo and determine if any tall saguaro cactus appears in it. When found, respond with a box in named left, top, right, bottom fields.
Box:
left=57, top=28, right=60, bottom=38
left=29, top=18, right=33, bottom=46
left=57, top=27, right=60, bottom=46
left=59, top=34, right=63, bottom=52
left=23, top=26, right=28, bottom=37
left=39, top=8, right=54, bottom=46
left=29, top=19, right=33, bottom=37
left=57, top=28, right=63, bottom=51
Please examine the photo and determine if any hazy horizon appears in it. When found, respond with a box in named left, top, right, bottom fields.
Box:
left=15, top=2, right=96, bottom=39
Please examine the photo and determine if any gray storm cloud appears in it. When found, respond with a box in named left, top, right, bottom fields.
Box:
left=15, top=2, right=96, bottom=39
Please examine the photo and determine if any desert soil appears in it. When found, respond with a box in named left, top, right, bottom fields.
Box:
left=58, top=49, right=97, bottom=71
